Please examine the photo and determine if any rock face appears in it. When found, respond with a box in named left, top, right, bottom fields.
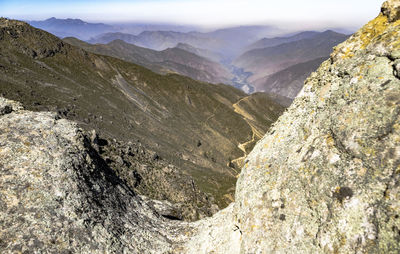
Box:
left=186, top=0, right=400, bottom=252
left=1, top=1, right=400, bottom=253
left=382, top=0, right=400, bottom=22
left=0, top=97, right=189, bottom=253
left=232, top=1, right=400, bottom=252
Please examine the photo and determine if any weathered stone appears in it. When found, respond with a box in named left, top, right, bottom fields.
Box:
left=231, top=1, right=400, bottom=252
left=182, top=0, right=400, bottom=252
left=0, top=97, right=22, bottom=115
left=382, top=0, right=400, bottom=22
left=0, top=103, right=189, bottom=253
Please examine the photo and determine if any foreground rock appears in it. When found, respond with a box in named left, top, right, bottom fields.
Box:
left=232, top=1, right=400, bottom=252
left=187, top=0, right=400, bottom=252
left=0, top=97, right=190, bottom=253
left=1, top=0, right=400, bottom=253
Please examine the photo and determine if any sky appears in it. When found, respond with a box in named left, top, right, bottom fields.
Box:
left=0, top=0, right=384, bottom=29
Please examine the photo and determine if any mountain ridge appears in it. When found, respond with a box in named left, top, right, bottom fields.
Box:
left=64, top=37, right=233, bottom=84
left=244, top=30, right=320, bottom=51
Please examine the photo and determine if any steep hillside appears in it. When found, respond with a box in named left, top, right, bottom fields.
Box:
left=234, top=30, right=349, bottom=82
left=254, top=57, right=327, bottom=98
left=0, top=18, right=284, bottom=212
left=64, top=37, right=232, bottom=84
left=230, top=92, right=285, bottom=166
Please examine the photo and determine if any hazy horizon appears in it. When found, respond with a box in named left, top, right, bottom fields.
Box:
left=1, top=0, right=384, bottom=31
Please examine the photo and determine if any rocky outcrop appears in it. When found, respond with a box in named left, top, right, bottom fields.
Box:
left=1, top=1, right=400, bottom=253
left=231, top=1, right=400, bottom=252
left=187, top=0, right=400, bottom=252
left=0, top=97, right=191, bottom=253
left=382, top=0, right=400, bottom=22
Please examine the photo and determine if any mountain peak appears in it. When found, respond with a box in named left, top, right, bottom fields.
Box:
left=0, top=18, right=70, bottom=59
left=44, top=17, right=85, bottom=23
left=321, top=29, right=337, bottom=34
left=317, top=30, right=345, bottom=38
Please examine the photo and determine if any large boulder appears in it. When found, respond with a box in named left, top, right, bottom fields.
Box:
left=232, top=0, right=400, bottom=252
left=0, top=97, right=188, bottom=253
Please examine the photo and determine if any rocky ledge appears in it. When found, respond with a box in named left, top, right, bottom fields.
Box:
left=1, top=0, right=400, bottom=253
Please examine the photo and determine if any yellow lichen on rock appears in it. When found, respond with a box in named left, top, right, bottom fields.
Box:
left=359, top=14, right=389, bottom=49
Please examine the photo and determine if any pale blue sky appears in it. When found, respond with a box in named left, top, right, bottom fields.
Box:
left=0, top=0, right=384, bottom=29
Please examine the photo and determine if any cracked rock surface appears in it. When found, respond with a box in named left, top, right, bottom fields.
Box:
left=0, top=97, right=191, bottom=253
left=233, top=1, right=400, bottom=252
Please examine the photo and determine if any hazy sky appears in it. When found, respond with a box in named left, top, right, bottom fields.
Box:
left=1, top=0, right=384, bottom=29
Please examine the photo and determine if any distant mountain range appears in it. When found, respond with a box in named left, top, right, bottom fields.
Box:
left=28, top=17, right=115, bottom=40
left=88, top=25, right=280, bottom=61
left=189, top=25, right=282, bottom=60
left=244, top=31, right=320, bottom=51
left=28, top=18, right=280, bottom=60
left=88, top=30, right=223, bottom=52
left=234, top=30, right=349, bottom=97
left=235, top=30, right=349, bottom=81
left=64, top=37, right=232, bottom=84
left=27, top=17, right=198, bottom=40
left=253, top=57, right=327, bottom=98
left=27, top=17, right=351, bottom=97
left=175, top=43, right=224, bottom=63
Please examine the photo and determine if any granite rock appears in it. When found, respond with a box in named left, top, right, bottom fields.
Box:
left=0, top=98, right=190, bottom=253
left=233, top=1, right=400, bottom=252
